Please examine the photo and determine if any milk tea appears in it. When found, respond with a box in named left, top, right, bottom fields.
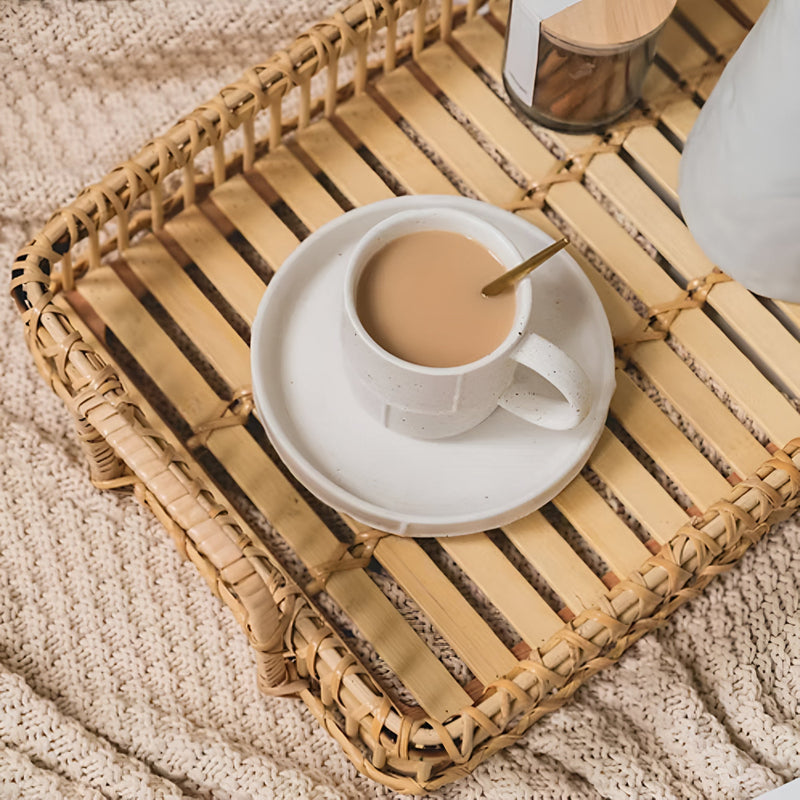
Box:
left=355, top=230, right=516, bottom=368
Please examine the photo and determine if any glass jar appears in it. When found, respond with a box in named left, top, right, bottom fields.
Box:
left=503, top=0, right=676, bottom=133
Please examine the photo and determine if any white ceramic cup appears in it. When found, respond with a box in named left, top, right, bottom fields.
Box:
left=341, top=208, right=592, bottom=439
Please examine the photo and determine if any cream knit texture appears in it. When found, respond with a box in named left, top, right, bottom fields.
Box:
left=1, top=2, right=799, bottom=798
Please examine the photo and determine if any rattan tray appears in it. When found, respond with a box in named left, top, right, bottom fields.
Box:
left=11, top=0, right=800, bottom=793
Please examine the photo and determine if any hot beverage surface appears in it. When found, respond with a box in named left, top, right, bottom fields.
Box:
left=356, top=230, right=516, bottom=368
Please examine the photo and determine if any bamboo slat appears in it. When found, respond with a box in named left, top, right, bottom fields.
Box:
left=641, top=66, right=677, bottom=109
left=163, top=205, right=266, bottom=325
left=675, top=311, right=800, bottom=450
left=251, top=144, right=344, bottom=230
left=621, top=125, right=680, bottom=207
left=552, top=475, right=651, bottom=577
left=705, top=284, right=800, bottom=401
left=502, top=513, right=608, bottom=614
left=375, top=67, right=520, bottom=205
left=74, top=268, right=221, bottom=426
left=451, top=15, right=508, bottom=85
left=588, top=429, right=688, bottom=545
left=546, top=180, right=683, bottom=305
left=120, top=237, right=251, bottom=389
left=414, top=41, right=556, bottom=181
left=695, top=72, right=721, bottom=103
left=774, top=300, right=800, bottom=336
left=727, top=0, right=768, bottom=25
left=375, top=536, right=519, bottom=684
left=440, top=534, right=564, bottom=648
left=209, top=174, right=299, bottom=269
left=631, top=340, right=769, bottom=479
left=514, top=208, right=641, bottom=338
left=296, top=118, right=395, bottom=206
left=656, top=17, right=714, bottom=89
left=611, top=370, right=732, bottom=510
left=659, top=99, right=700, bottom=145
left=676, top=0, right=748, bottom=55
left=334, top=93, right=458, bottom=196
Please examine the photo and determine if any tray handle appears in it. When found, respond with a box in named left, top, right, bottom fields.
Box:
left=94, top=402, right=309, bottom=695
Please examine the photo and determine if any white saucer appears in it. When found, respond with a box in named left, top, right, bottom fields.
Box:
left=250, top=196, right=615, bottom=537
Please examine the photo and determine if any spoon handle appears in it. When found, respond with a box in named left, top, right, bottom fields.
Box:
left=481, top=237, right=569, bottom=297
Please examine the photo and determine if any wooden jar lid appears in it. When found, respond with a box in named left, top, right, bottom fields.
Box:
left=542, top=0, right=677, bottom=48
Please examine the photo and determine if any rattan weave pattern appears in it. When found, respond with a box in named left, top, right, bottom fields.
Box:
left=11, top=0, right=796, bottom=793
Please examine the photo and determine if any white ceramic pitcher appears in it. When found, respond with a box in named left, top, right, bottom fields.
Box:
left=678, top=0, right=800, bottom=301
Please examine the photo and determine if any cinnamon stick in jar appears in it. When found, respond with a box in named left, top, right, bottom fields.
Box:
left=503, top=0, right=676, bottom=132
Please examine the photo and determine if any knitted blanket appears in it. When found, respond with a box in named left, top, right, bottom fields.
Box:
left=1, top=2, right=798, bottom=798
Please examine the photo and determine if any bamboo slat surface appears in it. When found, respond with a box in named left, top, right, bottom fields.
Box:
left=12, top=0, right=800, bottom=793
left=164, top=206, right=266, bottom=325
left=659, top=97, right=700, bottom=142
left=209, top=175, right=300, bottom=267
left=297, top=119, right=396, bottom=205
left=552, top=475, right=651, bottom=577
left=503, top=513, right=609, bottom=614
left=336, top=93, right=459, bottom=196
left=375, top=67, right=520, bottom=204
left=676, top=0, right=748, bottom=55
left=439, top=534, right=565, bottom=648
left=588, top=429, right=689, bottom=545
left=252, top=145, right=344, bottom=230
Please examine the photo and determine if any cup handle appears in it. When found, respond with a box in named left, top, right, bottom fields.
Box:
left=497, top=332, right=592, bottom=430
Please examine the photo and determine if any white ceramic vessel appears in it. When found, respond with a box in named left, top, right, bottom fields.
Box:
left=250, top=196, right=615, bottom=536
left=679, top=0, right=800, bottom=301
left=341, top=208, right=592, bottom=439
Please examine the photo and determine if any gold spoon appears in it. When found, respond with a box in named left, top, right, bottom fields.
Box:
left=481, top=237, right=569, bottom=297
